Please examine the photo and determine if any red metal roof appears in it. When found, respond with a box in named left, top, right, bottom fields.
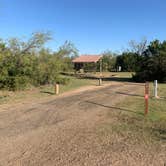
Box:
left=72, top=55, right=102, bottom=63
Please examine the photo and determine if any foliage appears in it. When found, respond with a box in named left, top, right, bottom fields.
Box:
left=116, top=39, right=166, bottom=82
left=101, top=50, right=117, bottom=71
left=133, top=40, right=166, bottom=82
left=116, top=52, right=138, bottom=72
left=128, top=38, right=147, bottom=56
left=0, top=33, right=78, bottom=90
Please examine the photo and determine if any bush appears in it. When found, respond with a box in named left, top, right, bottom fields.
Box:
left=132, top=72, right=147, bottom=82
left=0, top=33, right=76, bottom=91
left=0, top=76, right=30, bottom=91
left=128, top=40, right=166, bottom=82
left=55, top=77, right=70, bottom=85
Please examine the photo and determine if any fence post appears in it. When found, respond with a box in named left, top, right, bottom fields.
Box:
left=154, top=80, right=158, bottom=98
left=145, top=82, right=149, bottom=115
left=99, top=58, right=102, bottom=86
left=55, top=83, right=59, bottom=95
left=99, top=78, right=102, bottom=86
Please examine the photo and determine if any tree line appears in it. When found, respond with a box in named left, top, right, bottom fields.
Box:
left=82, top=38, right=166, bottom=83
left=0, top=32, right=78, bottom=90
left=116, top=39, right=166, bottom=82
left=0, top=32, right=166, bottom=91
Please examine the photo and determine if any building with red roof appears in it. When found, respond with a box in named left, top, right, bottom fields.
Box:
left=72, top=55, right=102, bottom=71
left=72, top=55, right=102, bottom=63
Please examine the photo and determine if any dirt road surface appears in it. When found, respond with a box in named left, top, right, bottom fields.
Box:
left=0, top=82, right=165, bottom=166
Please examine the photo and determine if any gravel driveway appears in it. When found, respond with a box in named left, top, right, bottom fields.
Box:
left=0, top=83, right=164, bottom=166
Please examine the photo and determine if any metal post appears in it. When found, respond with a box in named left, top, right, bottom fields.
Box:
left=99, top=78, right=102, bottom=86
left=154, top=80, right=158, bottom=98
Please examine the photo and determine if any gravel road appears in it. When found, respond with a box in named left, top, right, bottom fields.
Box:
left=0, top=83, right=164, bottom=166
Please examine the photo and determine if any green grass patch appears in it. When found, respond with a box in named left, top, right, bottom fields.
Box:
left=98, top=82, right=166, bottom=146
left=116, top=83, right=166, bottom=121
left=114, top=72, right=134, bottom=78
left=40, top=76, right=97, bottom=94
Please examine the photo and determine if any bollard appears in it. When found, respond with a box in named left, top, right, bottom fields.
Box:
left=154, top=80, right=158, bottom=98
left=99, top=78, right=102, bottom=86
left=145, top=82, right=149, bottom=115
left=55, top=83, right=59, bottom=95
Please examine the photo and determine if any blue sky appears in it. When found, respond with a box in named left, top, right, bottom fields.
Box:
left=0, top=0, right=166, bottom=54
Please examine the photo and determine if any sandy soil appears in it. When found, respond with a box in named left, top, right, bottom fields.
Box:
left=0, top=82, right=165, bottom=166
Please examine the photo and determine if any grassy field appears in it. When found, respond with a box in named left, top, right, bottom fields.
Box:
left=117, top=83, right=166, bottom=120
left=100, top=82, right=166, bottom=148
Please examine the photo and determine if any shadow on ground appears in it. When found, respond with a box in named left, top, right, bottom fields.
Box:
left=40, top=91, right=55, bottom=95
left=102, top=77, right=132, bottom=82
left=115, top=92, right=144, bottom=97
left=85, top=100, right=144, bottom=116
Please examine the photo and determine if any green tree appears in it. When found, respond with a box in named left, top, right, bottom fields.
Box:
left=115, top=52, right=138, bottom=72
left=0, top=32, right=55, bottom=90
left=133, top=40, right=166, bottom=82
left=101, top=51, right=116, bottom=71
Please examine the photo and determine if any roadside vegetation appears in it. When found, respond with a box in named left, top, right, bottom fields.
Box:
left=0, top=72, right=133, bottom=105
left=0, top=76, right=98, bottom=105
left=0, top=32, right=78, bottom=91
left=0, top=32, right=166, bottom=92
left=98, top=82, right=166, bottom=150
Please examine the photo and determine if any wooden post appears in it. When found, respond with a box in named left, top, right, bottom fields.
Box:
left=99, top=58, right=102, bottom=86
left=99, top=78, right=102, bottom=86
left=145, top=82, right=149, bottom=115
left=55, top=83, right=59, bottom=95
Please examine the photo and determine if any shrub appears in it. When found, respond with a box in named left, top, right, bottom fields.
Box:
left=55, top=77, right=70, bottom=85
left=0, top=76, right=30, bottom=91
